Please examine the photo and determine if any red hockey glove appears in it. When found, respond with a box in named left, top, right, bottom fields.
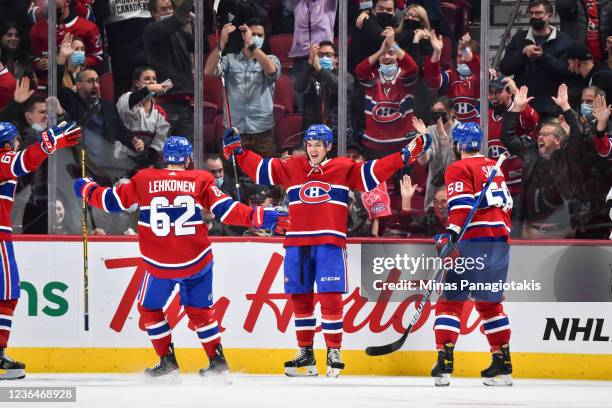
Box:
left=40, top=121, right=81, bottom=154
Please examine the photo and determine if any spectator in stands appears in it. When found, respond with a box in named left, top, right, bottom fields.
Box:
left=566, top=42, right=612, bottom=109
left=488, top=75, right=539, bottom=236
left=579, top=85, right=608, bottom=131
left=294, top=41, right=353, bottom=136
left=29, top=0, right=103, bottom=91
left=354, top=28, right=419, bottom=155
left=349, top=0, right=400, bottom=73
left=59, top=36, right=87, bottom=91
left=91, top=0, right=153, bottom=96
left=413, top=0, right=453, bottom=41
left=425, top=31, right=480, bottom=123
left=21, top=95, right=70, bottom=147
left=144, top=0, right=195, bottom=141
left=0, top=0, right=29, bottom=33
left=58, top=34, right=136, bottom=186
left=555, top=0, right=612, bottom=63
left=28, top=0, right=95, bottom=23
left=395, top=4, right=433, bottom=67
left=499, top=0, right=573, bottom=120
left=591, top=92, right=612, bottom=158
left=345, top=141, right=372, bottom=237
left=204, top=19, right=281, bottom=157
left=503, top=84, right=589, bottom=239
left=203, top=154, right=245, bottom=236
left=0, top=21, right=32, bottom=79
left=414, top=96, right=457, bottom=209
left=607, top=35, right=612, bottom=69
left=399, top=175, right=448, bottom=237
left=116, top=66, right=172, bottom=170
left=0, top=61, right=16, bottom=111
left=216, top=0, right=270, bottom=55
left=289, top=0, right=337, bottom=79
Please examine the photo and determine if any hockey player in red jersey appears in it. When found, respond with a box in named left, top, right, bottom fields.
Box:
left=74, top=136, right=290, bottom=382
left=0, top=120, right=81, bottom=379
left=223, top=124, right=431, bottom=377
left=431, top=122, right=514, bottom=387
left=425, top=32, right=481, bottom=123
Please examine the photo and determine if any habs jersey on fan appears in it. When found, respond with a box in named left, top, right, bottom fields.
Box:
left=87, top=168, right=253, bottom=278
left=445, top=155, right=512, bottom=240
left=236, top=149, right=406, bottom=247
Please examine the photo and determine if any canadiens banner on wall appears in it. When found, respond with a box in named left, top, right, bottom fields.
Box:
left=9, top=238, right=612, bottom=358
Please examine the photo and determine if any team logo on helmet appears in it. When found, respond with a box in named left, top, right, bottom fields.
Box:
left=298, top=181, right=332, bottom=204
left=372, top=101, right=403, bottom=123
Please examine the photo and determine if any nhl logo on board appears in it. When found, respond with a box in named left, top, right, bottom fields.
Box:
left=298, top=181, right=332, bottom=204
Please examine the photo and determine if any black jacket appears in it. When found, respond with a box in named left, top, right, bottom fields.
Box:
left=143, top=0, right=196, bottom=96
left=501, top=108, right=590, bottom=224
left=556, top=0, right=612, bottom=61
left=499, top=26, right=573, bottom=117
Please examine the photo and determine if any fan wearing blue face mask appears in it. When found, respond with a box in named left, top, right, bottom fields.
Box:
left=294, top=41, right=353, bottom=137
left=353, top=26, right=419, bottom=156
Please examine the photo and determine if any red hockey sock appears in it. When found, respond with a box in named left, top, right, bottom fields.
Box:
left=319, top=292, right=343, bottom=349
left=291, top=293, right=315, bottom=347
left=433, top=299, right=464, bottom=349
left=0, top=299, right=17, bottom=349
left=184, top=306, right=220, bottom=358
left=139, top=306, right=172, bottom=356
left=475, top=302, right=510, bottom=352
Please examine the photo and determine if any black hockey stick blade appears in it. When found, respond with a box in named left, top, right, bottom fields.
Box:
left=365, top=326, right=412, bottom=356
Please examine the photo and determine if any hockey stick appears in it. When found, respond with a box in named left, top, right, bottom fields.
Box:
left=81, top=138, right=90, bottom=331
left=365, top=152, right=510, bottom=356
left=213, top=0, right=241, bottom=202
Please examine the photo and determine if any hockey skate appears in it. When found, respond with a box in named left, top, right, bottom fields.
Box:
left=431, top=343, right=454, bottom=386
left=199, top=344, right=231, bottom=384
left=0, top=349, right=25, bottom=380
left=326, top=348, right=345, bottom=378
left=144, top=344, right=180, bottom=384
left=284, top=346, right=318, bottom=377
left=481, top=344, right=513, bottom=386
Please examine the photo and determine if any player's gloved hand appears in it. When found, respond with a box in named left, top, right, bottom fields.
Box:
left=40, top=121, right=81, bottom=154
left=401, top=133, right=432, bottom=166
left=250, top=206, right=291, bottom=235
left=434, top=230, right=459, bottom=260
left=222, top=127, right=243, bottom=160
left=73, top=177, right=99, bottom=202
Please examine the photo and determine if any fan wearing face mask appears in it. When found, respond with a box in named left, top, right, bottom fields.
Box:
left=499, top=0, right=574, bottom=119
left=424, top=31, right=482, bottom=123
left=354, top=25, right=420, bottom=155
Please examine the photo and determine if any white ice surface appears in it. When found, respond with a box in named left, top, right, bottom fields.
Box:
left=0, top=374, right=609, bottom=408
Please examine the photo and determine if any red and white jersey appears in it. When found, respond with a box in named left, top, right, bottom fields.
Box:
left=487, top=105, right=539, bottom=195
left=445, top=155, right=512, bottom=240
left=236, top=149, right=406, bottom=247
left=355, top=53, right=419, bottom=151
left=0, top=145, right=50, bottom=240
left=28, top=0, right=95, bottom=24
left=87, top=168, right=255, bottom=279
left=593, top=133, right=612, bottom=159
left=30, top=15, right=103, bottom=70
left=424, top=55, right=480, bottom=123
left=0, top=68, right=16, bottom=111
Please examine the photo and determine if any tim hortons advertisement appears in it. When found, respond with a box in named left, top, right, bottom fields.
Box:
left=8, top=239, right=612, bottom=354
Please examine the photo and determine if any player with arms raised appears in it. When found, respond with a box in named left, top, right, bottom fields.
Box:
left=432, top=122, right=514, bottom=386
left=0, top=121, right=81, bottom=380
left=223, top=124, right=431, bottom=377
left=73, top=136, right=289, bottom=382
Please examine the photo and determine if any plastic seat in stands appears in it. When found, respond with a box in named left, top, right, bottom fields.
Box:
left=273, top=74, right=294, bottom=113
left=203, top=101, right=218, bottom=124
left=204, top=76, right=223, bottom=111
left=269, top=34, right=294, bottom=72
left=203, top=123, right=217, bottom=153
left=274, top=113, right=304, bottom=152
left=99, top=72, right=114, bottom=102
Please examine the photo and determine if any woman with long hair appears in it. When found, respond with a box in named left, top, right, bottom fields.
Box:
left=0, top=21, right=33, bottom=79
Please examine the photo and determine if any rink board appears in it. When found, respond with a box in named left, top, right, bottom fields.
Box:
left=7, top=237, right=612, bottom=379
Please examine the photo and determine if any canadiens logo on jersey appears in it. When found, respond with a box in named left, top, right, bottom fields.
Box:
left=453, top=96, right=479, bottom=121
left=488, top=141, right=508, bottom=159
left=298, top=181, right=332, bottom=204
left=372, top=101, right=403, bottom=123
